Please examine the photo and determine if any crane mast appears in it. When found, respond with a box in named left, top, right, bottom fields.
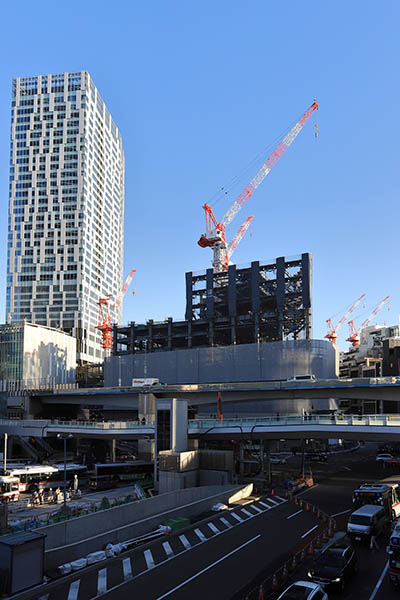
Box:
left=96, top=269, right=136, bottom=349
left=346, top=295, right=390, bottom=347
left=198, top=99, right=319, bottom=272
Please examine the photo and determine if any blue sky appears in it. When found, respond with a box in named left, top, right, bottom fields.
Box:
left=0, top=1, right=398, bottom=350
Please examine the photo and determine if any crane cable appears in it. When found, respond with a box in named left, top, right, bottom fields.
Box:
left=206, top=102, right=314, bottom=210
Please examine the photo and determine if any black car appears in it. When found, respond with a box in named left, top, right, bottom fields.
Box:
left=308, top=541, right=357, bottom=591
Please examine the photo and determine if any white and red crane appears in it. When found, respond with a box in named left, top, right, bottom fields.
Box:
left=96, top=268, right=136, bottom=349
left=197, top=99, right=319, bottom=271
left=346, top=295, right=390, bottom=347
left=325, top=294, right=366, bottom=347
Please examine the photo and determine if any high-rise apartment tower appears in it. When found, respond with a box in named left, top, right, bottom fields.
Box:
left=6, top=71, right=124, bottom=362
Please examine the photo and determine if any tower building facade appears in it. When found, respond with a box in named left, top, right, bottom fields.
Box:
left=6, top=71, right=124, bottom=362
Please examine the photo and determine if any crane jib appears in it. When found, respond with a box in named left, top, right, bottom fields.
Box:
left=220, top=101, right=317, bottom=229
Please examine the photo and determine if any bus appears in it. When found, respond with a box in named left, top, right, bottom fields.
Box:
left=89, top=461, right=153, bottom=491
left=0, top=476, right=20, bottom=502
left=7, top=464, right=88, bottom=493
left=352, top=482, right=400, bottom=520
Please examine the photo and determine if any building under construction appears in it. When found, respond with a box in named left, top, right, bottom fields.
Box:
left=113, top=253, right=312, bottom=355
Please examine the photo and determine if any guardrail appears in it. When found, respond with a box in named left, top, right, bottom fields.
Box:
left=2, top=414, right=400, bottom=435
left=188, top=414, right=400, bottom=430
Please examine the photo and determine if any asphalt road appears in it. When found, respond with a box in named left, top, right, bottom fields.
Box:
left=14, top=443, right=400, bottom=599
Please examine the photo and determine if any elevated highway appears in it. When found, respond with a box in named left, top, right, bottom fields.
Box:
left=33, top=376, right=400, bottom=410
left=3, top=413, right=400, bottom=441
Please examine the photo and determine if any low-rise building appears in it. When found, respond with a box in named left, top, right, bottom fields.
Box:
left=0, top=322, right=76, bottom=392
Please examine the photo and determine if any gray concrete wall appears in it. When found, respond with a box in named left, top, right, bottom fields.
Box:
left=104, top=340, right=337, bottom=386
left=40, top=484, right=252, bottom=570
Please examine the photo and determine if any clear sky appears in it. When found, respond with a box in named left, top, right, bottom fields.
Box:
left=0, top=1, right=398, bottom=351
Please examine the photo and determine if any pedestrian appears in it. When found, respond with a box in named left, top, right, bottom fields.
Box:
left=141, top=416, right=146, bottom=425
left=276, top=412, right=280, bottom=421
left=370, top=531, right=379, bottom=552
left=38, top=488, right=44, bottom=504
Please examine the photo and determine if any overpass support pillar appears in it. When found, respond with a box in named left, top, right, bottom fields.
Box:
left=239, top=442, right=245, bottom=479
left=262, top=440, right=271, bottom=487
left=110, top=439, right=116, bottom=463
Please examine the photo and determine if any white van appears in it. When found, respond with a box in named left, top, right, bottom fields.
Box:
left=287, top=375, right=316, bottom=382
left=347, top=504, right=388, bottom=542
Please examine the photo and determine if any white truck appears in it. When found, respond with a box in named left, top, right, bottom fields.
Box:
left=131, top=378, right=160, bottom=387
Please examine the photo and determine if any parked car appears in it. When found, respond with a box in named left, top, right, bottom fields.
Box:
left=308, top=540, right=357, bottom=591
left=277, top=581, right=327, bottom=600
left=376, top=453, right=394, bottom=463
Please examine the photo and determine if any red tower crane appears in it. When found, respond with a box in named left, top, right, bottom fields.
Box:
left=325, top=294, right=366, bottom=346
left=346, top=295, right=390, bottom=347
left=96, top=269, right=136, bottom=349
left=197, top=99, right=319, bottom=271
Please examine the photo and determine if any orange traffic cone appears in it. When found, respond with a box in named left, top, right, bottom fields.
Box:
left=271, top=572, right=279, bottom=591
left=327, top=526, right=333, bottom=538
left=282, top=563, right=289, bottom=580
left=307, top=541, right=314, bottom=555
left=258, top=583, right=265, bottom=600
left=290, top=555, right=297, bottom=572
left=305, top=502, right=311, bottom=512
left=271, top=488, right=275, bottom=496
left=298, top=498, right=303, bottom=508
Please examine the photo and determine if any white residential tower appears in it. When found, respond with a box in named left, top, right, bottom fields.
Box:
left=6, top=71, right=124, bottom=362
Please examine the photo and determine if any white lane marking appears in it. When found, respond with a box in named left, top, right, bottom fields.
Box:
left=369, top=560, right=389, bottom=600
left=330, top=509, right=351, bottom=518
left=208, top=522, right=220, bottom=534
left=241, top=508, right=254, bottom=517
left=231, top=512, right=243, bottom=522
left=67, top=580, right=80, bottom=600
left=301, top=524, right=319, bottom=538
left=287, top=509, right=303, bottom=520
left=297, top=483, right=319, bottom=497
left=258, top=501, right=272, bottom=509
left=162, top=541, right=174, bottom=557
left=251, top=505, right=262, bottom=513
left=97, top=568, right=107, bottom=594
left=122, top=557, right=132, bottom=580
left=194, top=528, right=207, bottom=542
left=179, top=534, right=191, bottom=549
left=274, top=495, right=286, bottom=502
left=155, top=535, right=261, bottom=600
left=144, top=548, right=155, bottom=569
left=267, top=497, right=279, bottom=505
left=220, top=517, right=232, bottom=527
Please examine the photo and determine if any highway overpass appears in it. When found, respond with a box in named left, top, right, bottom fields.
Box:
left=3, top=413, right=400, bottom=441
left=23, top=376, right=400, bottom=417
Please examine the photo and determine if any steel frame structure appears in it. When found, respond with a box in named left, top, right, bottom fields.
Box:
left=113, top=254, right=312, bottom=355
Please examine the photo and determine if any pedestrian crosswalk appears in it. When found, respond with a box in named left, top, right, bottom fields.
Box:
left=38, top=495, right=286, bottom=600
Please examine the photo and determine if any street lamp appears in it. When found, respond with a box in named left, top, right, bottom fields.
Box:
left=57, top=433, right=73, bottom=511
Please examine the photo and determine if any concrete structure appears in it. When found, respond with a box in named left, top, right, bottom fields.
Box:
left=38, top=484, right=252, bottom=569
left=340, top=322, right=400, bottom=379
left=105, top=339, right=337, bottom=386
left=6, top=72, right=124, bottom=363
left=0, top=322, right=76, bottom=392
left=113, top=254, right=312, bottom=356
left=383, top=338, right=400, bottom=376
